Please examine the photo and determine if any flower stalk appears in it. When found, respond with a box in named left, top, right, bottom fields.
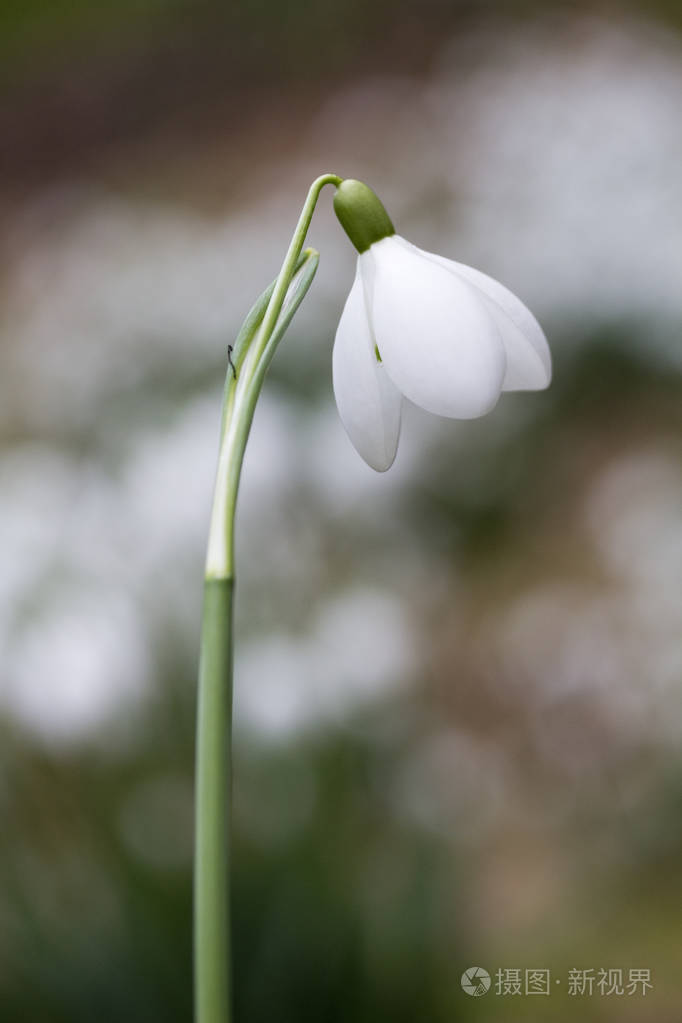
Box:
left=195, top=174, right=340, bottom=1023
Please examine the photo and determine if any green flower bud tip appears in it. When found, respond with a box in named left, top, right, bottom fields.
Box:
left=333, top=179, right=395, bottom=254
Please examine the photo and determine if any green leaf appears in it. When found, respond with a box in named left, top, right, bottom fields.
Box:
left=219, top=249, right=315, bottom=434
left=258, top=247, right=320, bottom=377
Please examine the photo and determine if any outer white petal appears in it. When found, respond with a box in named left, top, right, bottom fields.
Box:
left=362, top=236, right=506, bottom=419
left=332, top=264, right=402, bottom=472
left=399, top=239, right=551, bottom=391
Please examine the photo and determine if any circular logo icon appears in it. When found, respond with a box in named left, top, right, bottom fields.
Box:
left=461, top=966, right=491, bottom=997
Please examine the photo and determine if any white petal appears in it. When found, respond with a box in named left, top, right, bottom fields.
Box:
left=363, top=236, right=506, bottom=419
left=400, top=239, right=551, bottom=391
left=333, top=264, right=402, bottom=472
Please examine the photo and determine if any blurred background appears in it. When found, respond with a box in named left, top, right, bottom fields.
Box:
left=1, top=1, right=682, bottom=1020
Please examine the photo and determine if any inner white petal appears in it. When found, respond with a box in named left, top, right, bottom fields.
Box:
left=363, top=236, right=506, bottom=419
left=332, top=264, right=402, bottom=472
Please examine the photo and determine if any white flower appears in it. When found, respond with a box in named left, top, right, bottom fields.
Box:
left=332, top=234, right=551, bottom=472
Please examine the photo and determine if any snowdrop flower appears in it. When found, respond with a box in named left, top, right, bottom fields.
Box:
left=332, top=180, right=551, bottom=471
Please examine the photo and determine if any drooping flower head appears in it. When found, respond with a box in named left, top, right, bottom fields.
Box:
left=332, top=179, right=551, bottom=471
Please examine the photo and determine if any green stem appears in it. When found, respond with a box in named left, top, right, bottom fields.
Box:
left=249, top=173, right=342, bottom=374
left=195, top=578, right=233, bottom=1023
left=195, top=174, right=341, bottom=1023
